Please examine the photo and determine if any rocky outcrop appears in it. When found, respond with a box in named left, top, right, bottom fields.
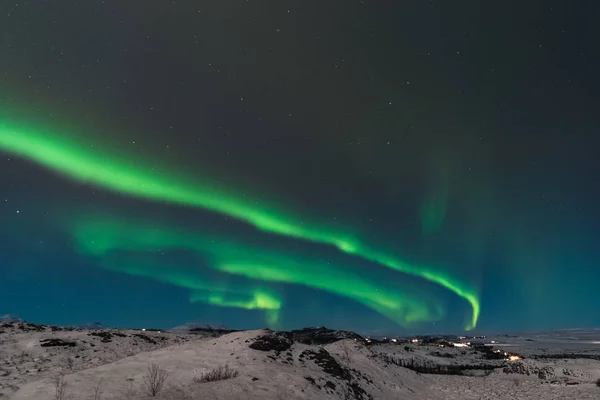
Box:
left=248, top=332, right=293, bottom=352
left=503, top=361, right=556, bottom=380
left=288, top=327, right=363, bottom=345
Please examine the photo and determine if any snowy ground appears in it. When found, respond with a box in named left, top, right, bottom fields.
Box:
left=1, top=320, right=600, bottom=399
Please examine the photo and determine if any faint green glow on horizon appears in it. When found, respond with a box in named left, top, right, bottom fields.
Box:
left=72, top=216, right=444, bottom=327
left=95, top=250, right=283, bottom=324
left=0, top=121, right=479, bottom=328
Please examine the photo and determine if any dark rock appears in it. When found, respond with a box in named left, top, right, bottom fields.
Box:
left=249, top=333, right=293, bottom=352
left=39, top=339, right=77, bottom=347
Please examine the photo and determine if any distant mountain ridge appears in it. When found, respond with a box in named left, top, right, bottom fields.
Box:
left=0, top=314, right=25, bottom=323
left=169, top=322, right=231, bottom=332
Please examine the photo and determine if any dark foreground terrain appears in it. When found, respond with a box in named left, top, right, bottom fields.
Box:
left=1, top=318, right=599, bottom=399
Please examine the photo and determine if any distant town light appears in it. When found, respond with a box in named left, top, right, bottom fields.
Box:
left=453, top=342, right=470, bottom=348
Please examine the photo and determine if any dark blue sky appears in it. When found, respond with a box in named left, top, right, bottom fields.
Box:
left=0, top=0, right=598, bottom=335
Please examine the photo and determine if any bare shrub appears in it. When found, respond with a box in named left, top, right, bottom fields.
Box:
left=193, top=365, right=239, bottom=383
left=53, top=373, right=69, bottom=400
left=143, top=362, right=168, bottom=397
left=92, top=378, right=103, bottom=400
left=63, top=356, right=74, bottom=372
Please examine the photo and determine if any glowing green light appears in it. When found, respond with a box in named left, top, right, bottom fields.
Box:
left=71, top=216, right=445, bottom=327
left=95, top=249, right=282, bottom=323
left=0, top=121, right=480, bottom=328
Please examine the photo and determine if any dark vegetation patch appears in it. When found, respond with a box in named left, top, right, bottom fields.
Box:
left=88, top=331, right=113, bottom=342
left=347, top=381, right=371, bottom=400
left=430, top=351, right=455, bottom=358
left=193, top=365, right=239, bottom=383
left=132, top=334, right=157, bottom=345
left=324, top=380, right=336, bottom=390
left=299, top=349, right=350, bottom=380
left=17, top=323, right=46, bottom=332
left=249, top=333, right=292, bottom=352
left=304, top=376, right=319, bottom=388
left=188, top=328, right=236, bottom=335
left=380, top=354, right=498, bottom=376
left=350, top=368, right=374, bottom=385
left=39, top=338, right=77, bottom=347
left=50, top=326, right=66, bottom=332
left=534, top=354, right=600, bottom=361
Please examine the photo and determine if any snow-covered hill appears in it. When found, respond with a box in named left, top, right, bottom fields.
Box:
left=1, top=321, right=600, bottom=399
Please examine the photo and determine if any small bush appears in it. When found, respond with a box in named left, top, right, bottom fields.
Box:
left=143, top=362, right=168, bottom=397
left=193, top=365, right=239, bottom=383
left=53, top=373, right=69, bottom=400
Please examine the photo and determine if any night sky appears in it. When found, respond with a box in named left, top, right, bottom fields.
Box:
left=1, top=1, right=598, bottom=335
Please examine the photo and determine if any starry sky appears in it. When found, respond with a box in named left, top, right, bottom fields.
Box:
left=0, top=0, right=598, bottom=335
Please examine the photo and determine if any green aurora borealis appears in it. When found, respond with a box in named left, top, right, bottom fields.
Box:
left=2, top=0, right=598, bottom=334
left=0, top=121, right=477, bottom=329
